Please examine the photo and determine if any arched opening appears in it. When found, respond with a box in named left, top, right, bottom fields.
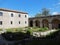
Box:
left=35, top=20, right=40, bottom=27
left=29, top=20, right=33, bottom=27
left=52, top=19, right=60, bottom=29
left=42, top=19, right=49, bottom=28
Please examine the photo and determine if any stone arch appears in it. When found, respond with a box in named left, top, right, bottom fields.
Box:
left=52, top=18, right=60, bottom=29
left=35, top=20, right=40, bottom=27
left=42, top=19, right=49, bottom=28
left=29, top=20, right=33, bottom=27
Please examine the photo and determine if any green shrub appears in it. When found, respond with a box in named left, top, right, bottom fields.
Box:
left=14, top=28, right=23, bottom=32
left=25, top=26, right=30, bottom=28
left=43, top=27, right=48, bottom=30
left=39, top=28, right=44, bottom=31
left=6, top=28, right=13, bottom=32
left=6, top=28, right=23, bottom=33
left=33, top=27, right=38, bottom=29
left=26, top=29, right=33, bottom=35
left=0, top=29, right=2, bottom=31
left=39, top=27, right=48, bottom=32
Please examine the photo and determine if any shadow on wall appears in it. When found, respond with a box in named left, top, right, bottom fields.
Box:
left=1, top=30, right=60, bottom=45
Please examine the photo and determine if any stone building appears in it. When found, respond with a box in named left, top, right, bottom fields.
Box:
left=29, top=15, right=60, bottom=29
left=0, top=8, right=28, bottom=29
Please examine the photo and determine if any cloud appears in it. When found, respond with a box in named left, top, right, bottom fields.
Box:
left=57, top=2, right=60, bottom=5
left=53, top=0, right=60, bottom=7
left=52, top=12, right=60, bottom=15
left=58, top=2, right=60, bottom=4
left=53, top=2, right=60, bottom=9
left=54, top=3, right=60, bottom=6
left=48, top=0, right=60, bottom=13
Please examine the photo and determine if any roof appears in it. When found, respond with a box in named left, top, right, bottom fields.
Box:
left=29, top=15, right=60, bottom=19
left=0, top=8, right=28, bottom=14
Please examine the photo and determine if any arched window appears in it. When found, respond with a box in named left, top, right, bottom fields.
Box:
left=19, top=14, right=21, bottom=17
left=25, top=21, right=27, bottom=24
left=0, top=21, right=2, bottom=25
left=25, top=15, right=27, bottom=18
left=11, top=13, right=13, bottom=17
left=11, top=21, right=13, bottom=24
left=19, top=21, right=20, bottom=24
left=0, top=12, right=3, bottom=16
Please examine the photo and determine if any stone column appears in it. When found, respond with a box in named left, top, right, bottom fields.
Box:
left=40, top=19, right=43, bottom=28
left=39, top=20, right=41, bottom=27
left=49, top=22, right=52, bottom=29
left=33, top=20, right=36, bottom=27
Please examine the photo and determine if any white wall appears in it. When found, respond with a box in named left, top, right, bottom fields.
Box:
left=0, top=11, right=28, bottom=29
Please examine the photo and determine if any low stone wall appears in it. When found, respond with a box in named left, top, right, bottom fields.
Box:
left=33, top=29, right=57, bottom=37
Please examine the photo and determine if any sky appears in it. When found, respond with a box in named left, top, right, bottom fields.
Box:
left=0, top=0, right=60, bottom=17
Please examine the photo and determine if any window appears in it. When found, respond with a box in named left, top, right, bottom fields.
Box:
left=11, top=21, right=13, bottom=24
left=0, top=21, right=2, bottom=25
left=25, top=15, right=27, bottom=18
left=19, top=14, right=21, bottom=17
left=11, top=13, right=13, bottom=17
left=0, top=12, right=3, bottom=16
left=19, top=21, right=20, bottom=24
left=25, top=21, right=27, bottom=24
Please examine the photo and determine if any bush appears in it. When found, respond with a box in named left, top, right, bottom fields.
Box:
left=14, top=28, right=23, bottom=32
left=25, top=26, right=30, bottom=28
left=39, top=28, right=44, bottom=31
left=6, top=28, right=13, bottom=32
left=26, top=29, right=33, bottom=35
left=39, top=27, right=48, bottom=32
left=0, top=28, right=2, bottom=31
left=44, top=27, right=48, bottom=30
left=33, top=27, right=38, bottom=29
left=6, top=28, right=23, bottom=33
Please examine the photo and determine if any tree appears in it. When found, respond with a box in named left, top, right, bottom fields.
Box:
left=42, top=8, right=50, bottom=16
left=35, top=13, right=42, bottom=17
left=35, top=8, right=50, bottom=17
